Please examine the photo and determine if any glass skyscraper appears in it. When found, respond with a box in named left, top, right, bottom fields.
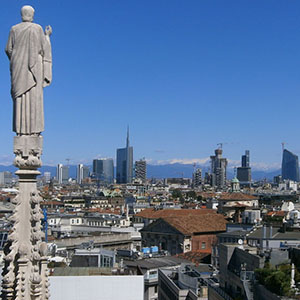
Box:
left=116, top=128, right=133, bottom=184
left=93, top=158, right=114, bottom=184
left=237, top=150, right=251, bottom=185
left=282, top=149, right=299, bottom=182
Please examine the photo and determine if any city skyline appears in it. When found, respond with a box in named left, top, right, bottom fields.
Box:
left=0, top=1, right=299, bottom=168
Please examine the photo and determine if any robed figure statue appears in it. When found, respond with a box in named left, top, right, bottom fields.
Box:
left=5, top=5, right=52, bottom=136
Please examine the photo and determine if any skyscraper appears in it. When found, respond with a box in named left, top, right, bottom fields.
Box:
left=116, top=128, right=133, bottom=184
left=242, top=150, right=250, bottom=167
left=192, top=168, right=202, bottom=188
left=92, top=158, right=114, bottom=184
left=237, top=150, right=251, bottom=185
left=43, top=172, right=51, bottom=183
left=57, top=164, right=69, bottom=184
left=135, top=159, right=147, bottom=182
left=282, top=149, right=299, bottom=182
left=210, top=148, right=227, bottom=188
left=0, top=171, right=13, bottom=186
left=77, top=164, right=90, bottom=184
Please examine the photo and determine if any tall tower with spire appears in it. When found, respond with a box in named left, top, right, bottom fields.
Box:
left=116, top=127, right=133, bottom=183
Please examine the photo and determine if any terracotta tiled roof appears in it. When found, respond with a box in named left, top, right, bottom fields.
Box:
left=162, top=214, right=227, bottom=235
left=266, top=211, right=285, bottom=217
left=135, top=208, right=216, bottom=219
left=219, top=192, right=257, bottom=201
left=176, top=251, right=211, bottom=266
left=198, top=192, right=218, bottom=199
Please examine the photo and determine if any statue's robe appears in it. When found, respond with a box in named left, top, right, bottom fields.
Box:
left=5, top=22, right=52, bottom=135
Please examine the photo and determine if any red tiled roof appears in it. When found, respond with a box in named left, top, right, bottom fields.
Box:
left=162, top=214, right=227, bottom=235
left=266, top=211, right=285, bottom=217
left=198, top=192, right=218, bottom=199
left=135, top=208, right=216, bottom=219
left=219, top=192, right=257, bottom=201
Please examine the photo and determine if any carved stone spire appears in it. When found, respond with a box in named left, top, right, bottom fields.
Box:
left=2, top=5, right=52, bottom=299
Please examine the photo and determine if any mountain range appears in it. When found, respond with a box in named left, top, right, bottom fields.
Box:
left=0, top=163, right=281, bottom=181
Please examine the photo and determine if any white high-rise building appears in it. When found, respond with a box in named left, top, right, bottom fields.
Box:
left=44, top=171, right=51, bottom=183
left=77, top=164, right=90, bottom=184
left=0, top=171, right=13, bottom=186
left=57, top=164, right=69, bottom=184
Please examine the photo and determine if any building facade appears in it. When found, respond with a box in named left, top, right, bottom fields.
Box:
left=77, top=164, right=90, bottom=184
left=116, top=129, right=133, bottom=184
left=210, top=148, right=227, bottom=188
left=192, top=168, right=202, bottom=188
left=92, top=158, right=114, bottom=184
left=135, top=159, right=147, bottom=182
left=0, top=171, right=13, bottom=186
left=237, top=150, right=251, bottom=185
left=282, top=149, right=299, bottom=182
left=57, top=164, right=69, bottom=184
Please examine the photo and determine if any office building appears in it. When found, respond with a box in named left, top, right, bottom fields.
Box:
left=192, top=168, right=202, bottom=188
left=237, top=150, right=252, bottom=185
left=282, top=149, right=299, bottom=182
left=135, top=159, right=146, bottom=182
left=242, top=150, right=250, bottom=167
left=77, top=164, right=90, bottom=184
left=92, top=158, right=114, bottom=184
left=210, top=148, right=227, bottom=188
left=116, top=128, right=133, bottom=184
left=44, top=172, right=51, bottom=183
left=0, top=171, right=13, bottom=186
left=57, top=164, right=69, bottom=184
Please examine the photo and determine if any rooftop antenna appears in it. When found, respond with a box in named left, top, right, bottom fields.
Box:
left=66, top=158, right=71, bottom=166
left=217, top=143, right=223, bottom=149
left=126, top=125, right=130, bottom=148
left=281, top=142, right=285, bottom=152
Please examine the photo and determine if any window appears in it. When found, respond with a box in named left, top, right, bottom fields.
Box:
left=201, top=242, right=206, bottom=249
left=149, top=270, right=158, bottom=279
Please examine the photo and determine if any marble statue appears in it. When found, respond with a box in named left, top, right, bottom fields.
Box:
left=5, top=5, right=52, bottom=136
left=1, top=6, right=51, bottom=298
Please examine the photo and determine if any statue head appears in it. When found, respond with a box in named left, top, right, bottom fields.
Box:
left=21, top=5, right=35, bottom=22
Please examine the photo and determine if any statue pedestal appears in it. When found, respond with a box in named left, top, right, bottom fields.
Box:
left=1, top=136, right=49, bottom=299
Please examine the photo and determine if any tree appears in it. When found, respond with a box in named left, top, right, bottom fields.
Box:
left=255, top=264, right=292, bottom=296
left=172, top=189, right=182, bottom=199
left=186, top=191, right=197, bottom=199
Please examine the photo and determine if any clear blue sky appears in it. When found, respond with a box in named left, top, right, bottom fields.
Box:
left=0, top=1, right=299, bottom=169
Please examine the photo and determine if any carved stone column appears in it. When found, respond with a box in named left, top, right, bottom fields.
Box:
left=1, top=136, right=49, bottom=300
